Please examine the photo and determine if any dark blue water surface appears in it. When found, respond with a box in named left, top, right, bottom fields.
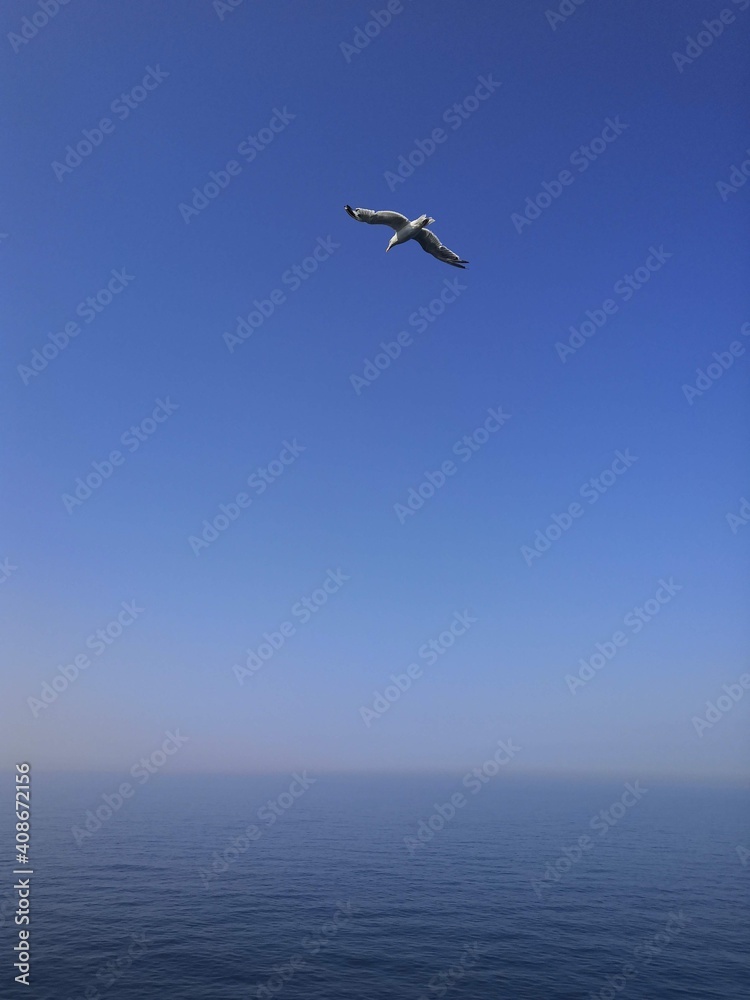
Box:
left=0, top=772, right=747, bottom=999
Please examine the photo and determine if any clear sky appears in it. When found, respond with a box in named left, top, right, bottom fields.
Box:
left=3, top=0, right=748, bottom=779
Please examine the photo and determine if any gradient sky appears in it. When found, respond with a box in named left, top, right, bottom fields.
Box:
left=2, top=0, right=748, bottom=779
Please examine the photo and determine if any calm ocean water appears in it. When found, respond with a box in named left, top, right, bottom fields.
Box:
left=0, top=772, right=747, bottom=999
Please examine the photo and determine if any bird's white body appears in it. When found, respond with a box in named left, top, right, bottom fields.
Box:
left=387, top=215, right=435, bottom=251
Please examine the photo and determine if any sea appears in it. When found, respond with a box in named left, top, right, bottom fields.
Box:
left=1, top=772, right=747, bottom=999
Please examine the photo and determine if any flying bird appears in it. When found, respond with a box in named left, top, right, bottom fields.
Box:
left=344, top=205, right=469, bottom=269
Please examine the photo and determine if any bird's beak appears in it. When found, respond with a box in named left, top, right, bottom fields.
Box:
left=385, top=246, right=390, bottom=253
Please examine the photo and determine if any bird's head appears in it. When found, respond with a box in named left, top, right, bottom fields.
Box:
left=386, top=235, right=397, bottom=253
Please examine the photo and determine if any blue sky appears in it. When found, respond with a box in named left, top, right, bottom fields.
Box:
left=2, top=0, right=748, bottom=778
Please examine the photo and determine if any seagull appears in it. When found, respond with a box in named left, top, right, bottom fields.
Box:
left=344, top=205, right=469, bottom=269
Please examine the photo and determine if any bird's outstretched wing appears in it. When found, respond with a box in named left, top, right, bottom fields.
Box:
left=413, top=228, right=469, bottom=268
left=345, top=205, right=409, bottom=230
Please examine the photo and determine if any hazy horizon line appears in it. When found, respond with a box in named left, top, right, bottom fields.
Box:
left=3, top=766, right=747, bottom=786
